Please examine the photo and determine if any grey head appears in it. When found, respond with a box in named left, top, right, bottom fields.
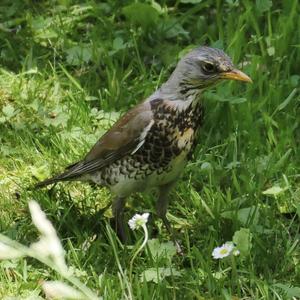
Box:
left=157, top=46, right=252, bottom=101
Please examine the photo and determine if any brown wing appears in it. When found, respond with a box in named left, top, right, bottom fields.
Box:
left=85, top=102, right=153, bottom=161
left=35, top=101, right=154, bottom=187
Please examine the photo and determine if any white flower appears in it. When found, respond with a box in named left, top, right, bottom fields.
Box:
left=28, top=200, right=68, bottom=274
left=128, top=213, right=150, bottom=230
left=212, top=242, right=234, bottom=259
left=0, top=242, right=23, bottom=260
left=42, top=281, right=84, bottom=299
left=29, top=200, right=56, bottom=237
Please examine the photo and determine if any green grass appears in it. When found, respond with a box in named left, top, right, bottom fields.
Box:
left=0, top=0, right=300, bottom=299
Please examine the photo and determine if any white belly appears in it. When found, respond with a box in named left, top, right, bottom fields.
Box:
left=109, top=152, right=188, bottom=197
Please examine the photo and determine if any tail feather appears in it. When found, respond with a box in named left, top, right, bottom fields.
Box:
left=35, top=177, right=61, bottom=188
left=35, top=161, right=83, bottom=189
left=35, top=173, right=72, bottom=188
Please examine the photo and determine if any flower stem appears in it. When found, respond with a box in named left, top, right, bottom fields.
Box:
left=129, top=224, right=149, bottom=283
left=230, top=255, right=238, bottom=292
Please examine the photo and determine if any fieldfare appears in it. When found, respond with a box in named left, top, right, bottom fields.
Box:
left=36, top=46, right=251, bottom=248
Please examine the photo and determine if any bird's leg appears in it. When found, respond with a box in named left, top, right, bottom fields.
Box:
left=112, top=197, right=127, bottom=243
left=156, top=183, right=183, bottom=255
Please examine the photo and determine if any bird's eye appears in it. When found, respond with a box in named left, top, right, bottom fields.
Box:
left=201, top=62, right=216, bottom=74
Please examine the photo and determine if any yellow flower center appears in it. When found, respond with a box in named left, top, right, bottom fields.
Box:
left=220, top=249, right=228, bottom=255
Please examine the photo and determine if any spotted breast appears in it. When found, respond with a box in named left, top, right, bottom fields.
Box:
left=90, top=98, right=204, bottom=197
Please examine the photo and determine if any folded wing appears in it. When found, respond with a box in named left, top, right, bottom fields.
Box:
left=35, top=101, right=154, bottom=188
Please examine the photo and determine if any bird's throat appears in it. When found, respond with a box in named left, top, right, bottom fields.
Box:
left=152, top=80, right=203, bottom=110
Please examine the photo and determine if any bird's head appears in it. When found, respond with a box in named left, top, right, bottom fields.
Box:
left=163, top=46, right=252, bottom=99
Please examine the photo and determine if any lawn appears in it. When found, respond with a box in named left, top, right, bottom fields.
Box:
left=0, top=1, right=299, bottom=299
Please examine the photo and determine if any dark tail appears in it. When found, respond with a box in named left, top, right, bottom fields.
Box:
left=35, top=161, right=83, bottom=189
left=35, top=174, right=70, bottom=188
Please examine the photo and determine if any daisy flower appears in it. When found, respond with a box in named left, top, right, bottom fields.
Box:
left=128, top=213, right=150, bottom=230
left=212, top=242, right=234, bottom=259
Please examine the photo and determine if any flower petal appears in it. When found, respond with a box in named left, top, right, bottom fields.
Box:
left=29, top=200, right=56, bottom=237
left=128, top=213, right=150, bottom=230
left=42, top=281, right=84, bottom=299
left=0, top=242, right=23, bottom=260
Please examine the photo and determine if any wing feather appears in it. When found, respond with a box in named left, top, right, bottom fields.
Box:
left=35, top=101, right=154, bottom=187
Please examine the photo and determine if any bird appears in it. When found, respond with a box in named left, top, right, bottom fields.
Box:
left=35, top=46, right=251, bottom=249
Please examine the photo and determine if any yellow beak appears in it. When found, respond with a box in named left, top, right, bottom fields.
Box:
left=220, top=69, right=252, bottom=83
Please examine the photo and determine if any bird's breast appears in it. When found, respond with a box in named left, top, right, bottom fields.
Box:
left=176, top=127, right=195, bottom=150
left=90, top=99, right=204, bottom=196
